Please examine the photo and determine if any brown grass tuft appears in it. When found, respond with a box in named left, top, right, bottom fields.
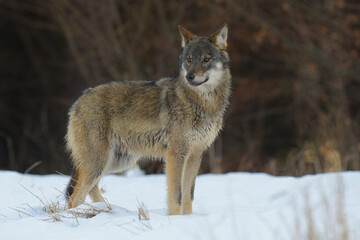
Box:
left=290, top=174, right=351, bottom=240
left=137, top=200, right=150, bottom=221
left=16, top=184, right=112, bottom=224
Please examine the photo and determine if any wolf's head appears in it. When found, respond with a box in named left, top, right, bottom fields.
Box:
left=178, top=23, right=230, bottom=90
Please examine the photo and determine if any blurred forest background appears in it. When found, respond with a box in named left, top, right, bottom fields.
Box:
left=0, top=0, right=360, bottom=176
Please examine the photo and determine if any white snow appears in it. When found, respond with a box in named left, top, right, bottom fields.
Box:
left=0, top=170, right=359, bottom=240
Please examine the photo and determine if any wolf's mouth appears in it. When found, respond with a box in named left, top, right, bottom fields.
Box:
left=189, top=77, right=209, bottom=86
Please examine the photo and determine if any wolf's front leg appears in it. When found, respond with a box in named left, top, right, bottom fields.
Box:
left=165, top=148, right=185, bottom=215
left=180, top=152, right=202, bottom=214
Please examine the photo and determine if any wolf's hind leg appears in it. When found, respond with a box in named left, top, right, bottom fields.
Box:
left=68, top=165, right=94, bottom=208
left=68, top=161, right=107, bottom=208
left=68, top=136, right=110, bottom=208
left=89, top=183, right=105, bottom=203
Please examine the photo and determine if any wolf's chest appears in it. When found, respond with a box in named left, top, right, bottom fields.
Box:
left=187, top=115, right=222, bottom=148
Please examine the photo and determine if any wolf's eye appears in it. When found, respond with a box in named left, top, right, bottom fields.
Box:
left=203, top=57, right=211, bottom=62
left=186, top=57, right=192, bottom=63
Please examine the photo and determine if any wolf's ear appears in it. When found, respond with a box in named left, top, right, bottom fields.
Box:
left=209, top=23, right=228, bottom=50
left=178, top=25, right=197, bottom=48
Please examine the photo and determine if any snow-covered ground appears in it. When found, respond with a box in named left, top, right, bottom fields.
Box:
left=0, top=170, right=359, bottom=240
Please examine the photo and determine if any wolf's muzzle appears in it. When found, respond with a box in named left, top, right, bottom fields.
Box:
left=186, top=73, right=209, bottom=86
left=186, top=73, right=195, bottom=82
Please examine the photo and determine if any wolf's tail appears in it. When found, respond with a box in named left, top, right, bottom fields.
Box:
left=65, top=168, right=78, bottom=201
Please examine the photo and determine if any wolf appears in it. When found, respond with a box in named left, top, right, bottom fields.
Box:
left=65, top=23, right=231, bottom=215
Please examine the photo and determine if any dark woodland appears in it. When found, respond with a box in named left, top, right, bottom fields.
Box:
left=1, top=0, right=360, bottom=176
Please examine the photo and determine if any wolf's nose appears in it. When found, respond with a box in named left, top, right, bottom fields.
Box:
left=186, top=73, right=195, bottom=82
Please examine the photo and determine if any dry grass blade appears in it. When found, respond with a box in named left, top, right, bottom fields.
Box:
left=137, top=200, right=150, bottom=221
left=23, top=203, right=39, bottom=214
left=8, top=207, right=34, bottom=217
left=19, top=184, right=48, bottom=207
left=55, top=171, right=66, bottom=176
left=24, top=161, right=42, bottom=174
left=136, top=199, right=152, bottom=230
